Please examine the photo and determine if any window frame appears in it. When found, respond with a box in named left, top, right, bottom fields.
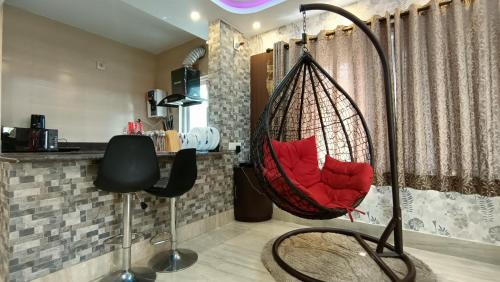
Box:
left=180, top=75, right=209, bottom=133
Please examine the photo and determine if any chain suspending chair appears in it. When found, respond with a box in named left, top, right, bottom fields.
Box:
left=251, top=3, right=416, bottom=282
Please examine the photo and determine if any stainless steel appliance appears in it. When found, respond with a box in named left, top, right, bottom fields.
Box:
left=1, top=127, right=58, bottom=152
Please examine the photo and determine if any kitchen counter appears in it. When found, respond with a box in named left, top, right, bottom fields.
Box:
left=0, top=150, right=236, bottom=282
left=0, top=151, right=228, bottom=163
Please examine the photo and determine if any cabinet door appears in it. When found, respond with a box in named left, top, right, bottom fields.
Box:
left=250, top=52, right=273, bottom=136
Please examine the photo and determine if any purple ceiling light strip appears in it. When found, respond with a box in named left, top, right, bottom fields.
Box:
left=219, top=0, right=273, bottom=8
left=211, top=0, right=285, bottom=14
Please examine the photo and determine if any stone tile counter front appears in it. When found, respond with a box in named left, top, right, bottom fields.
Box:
left=0, top=151, right=235, bottom=282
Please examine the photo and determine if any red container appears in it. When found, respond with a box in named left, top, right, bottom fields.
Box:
left=127, top=122, right=135, bottom=135
left=138, top=121, right=144, bottom=134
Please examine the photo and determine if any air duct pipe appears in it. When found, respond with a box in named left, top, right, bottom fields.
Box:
left=182, top=47, right=206, bottom=68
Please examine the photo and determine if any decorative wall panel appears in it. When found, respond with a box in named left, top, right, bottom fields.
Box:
left=0, top=163, right=9, bottom=282
left=208, top=20, right=251, bottom=163
left=1, top=153, right=234, bottom=282
left=344, top=186, right=500, bottom=246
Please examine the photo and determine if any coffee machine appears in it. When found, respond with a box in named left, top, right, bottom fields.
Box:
left=1, top=114, right=58, bottom=152
left=31, top=114, right=46, bottom=129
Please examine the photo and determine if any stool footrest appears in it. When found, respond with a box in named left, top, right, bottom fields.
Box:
left=150, top=231, right=171, bottom=246
left=103, top=232, right=144, bottom=245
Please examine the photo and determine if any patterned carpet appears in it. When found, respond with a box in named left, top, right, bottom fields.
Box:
left=261, top=232, right=437, bottom=282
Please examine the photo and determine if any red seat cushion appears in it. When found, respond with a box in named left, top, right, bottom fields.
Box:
left=264, top=168, right=319, bottom=213
left=271, top=136, right=321, bottom=187
left=307, top=182, right=366, bottom=209
left=262, top=137, right=373, bottom=215
left=321, top=155, right=373, bottom=194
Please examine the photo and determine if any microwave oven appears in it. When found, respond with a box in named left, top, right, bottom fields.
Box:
left=1, top=127, right=58, bottom=152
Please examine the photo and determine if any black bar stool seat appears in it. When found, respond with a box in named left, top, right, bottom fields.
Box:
left=145, top=148, right=198, bottom=272
left=94, top=135, right=160, bottom=282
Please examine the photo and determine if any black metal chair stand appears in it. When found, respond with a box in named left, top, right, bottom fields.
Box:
left=145, top=148, right=198, bottom=272
left=94, top=135, right=160, bottom=282
left=251, top=3, right=417, bottom=281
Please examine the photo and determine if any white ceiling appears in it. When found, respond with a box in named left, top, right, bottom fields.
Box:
left=123, top=0, right=358, bottom=38
left=5, top=0, right=197, bottom=54
left=6, top=0, right=358, bottom=54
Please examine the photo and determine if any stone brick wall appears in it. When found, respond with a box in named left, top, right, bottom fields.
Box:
left=1, top=153, right=234, bottom=282
left=0, top=163, right=9, bottom=282
left=208, top=20, right=251, bottom=163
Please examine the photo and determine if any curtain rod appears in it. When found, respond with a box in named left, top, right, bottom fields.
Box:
left=296, top=0, right=458, bottom=44
left=266, top=44, right=289, bottom=53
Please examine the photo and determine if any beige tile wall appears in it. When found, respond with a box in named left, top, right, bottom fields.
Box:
left=1, top=5, right=156, bottom=142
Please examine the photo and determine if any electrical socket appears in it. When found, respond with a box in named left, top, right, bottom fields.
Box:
left=228, top=142, right=241, bottom=151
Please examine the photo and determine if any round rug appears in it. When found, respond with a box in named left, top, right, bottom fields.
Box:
left=261, top=232, right=437, bottom=282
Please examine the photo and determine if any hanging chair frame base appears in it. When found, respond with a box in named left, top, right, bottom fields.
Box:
left=252, top=2, right=417, bottom=282
left=272, top=227, right=416, bottom=282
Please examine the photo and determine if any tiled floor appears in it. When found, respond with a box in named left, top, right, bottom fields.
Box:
left=147, top=220, right=500, bottom=282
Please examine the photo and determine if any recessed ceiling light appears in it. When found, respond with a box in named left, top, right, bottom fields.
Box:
left=253, top=21, right=261, bottom=30
left=190, top=11, right=200, bottom=21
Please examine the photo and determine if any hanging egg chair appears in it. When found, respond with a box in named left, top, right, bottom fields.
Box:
left=252, top=49, right=374, bottom=221
left=251, top=3, right=416, bottom=282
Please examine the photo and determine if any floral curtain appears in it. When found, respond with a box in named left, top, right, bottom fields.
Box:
left=272, top=0, right=500, bottom=196
left=393, top=0, right=500, bottom=196
left=272, top=41, right=289, bottom=86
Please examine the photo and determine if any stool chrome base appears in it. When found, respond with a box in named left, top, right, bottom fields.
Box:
left=149, top=249, right=198, bottom=272
left=100, top=194, right=156, bottom=282
left=99, top=267, right=156, bottom=282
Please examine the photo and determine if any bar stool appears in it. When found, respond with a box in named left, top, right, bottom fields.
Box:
left=94, top=135, right=160, bottom=282
left=145, top=148, right=198, bottom=272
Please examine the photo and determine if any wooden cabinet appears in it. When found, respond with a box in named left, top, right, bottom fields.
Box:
left=250, top=52, right=273, bottom=136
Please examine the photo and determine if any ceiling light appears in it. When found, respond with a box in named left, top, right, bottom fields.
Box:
left=252, top=21, right=261, bottom=30
left=190, top=11, right=200, bottom=21
left=211, top=0, right=286, bottom=14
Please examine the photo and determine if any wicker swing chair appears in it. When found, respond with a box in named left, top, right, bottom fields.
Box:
left=251, top=4, right=416, bottom=282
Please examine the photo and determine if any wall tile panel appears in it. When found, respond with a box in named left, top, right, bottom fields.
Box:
left=2, top=154, right=234, bottom=281
left=208, top=20, right=251, bottom=163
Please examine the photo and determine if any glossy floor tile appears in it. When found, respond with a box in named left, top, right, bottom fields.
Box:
left=138, top=220, right=500, bottom=282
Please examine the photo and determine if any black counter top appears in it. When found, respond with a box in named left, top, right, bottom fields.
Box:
left=0, top=151, right=231, bottom=163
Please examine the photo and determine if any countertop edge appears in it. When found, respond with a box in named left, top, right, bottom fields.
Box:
left=0, top=151, right=234, bottom=163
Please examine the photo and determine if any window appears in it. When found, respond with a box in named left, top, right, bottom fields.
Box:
left=180, top=75, right=208, bottom=133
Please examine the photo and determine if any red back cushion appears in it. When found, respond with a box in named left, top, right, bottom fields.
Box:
left=321, top=155, right=373, bottom=193
left=271, top=136, right=321, bottom=187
